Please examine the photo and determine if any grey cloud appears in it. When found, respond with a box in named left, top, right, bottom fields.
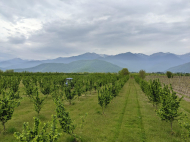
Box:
left=8, top=35, right=26, bottom=44
left=0, top=0, right=190, bottom=60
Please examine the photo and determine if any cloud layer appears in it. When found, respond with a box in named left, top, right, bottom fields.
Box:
left=0, top=0, right=190, bottom=60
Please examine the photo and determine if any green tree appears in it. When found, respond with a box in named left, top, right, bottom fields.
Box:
left=65, top=86, right=76, bottom=105
left=54, top=99, right=75, bottom=138
left=24, top=83, right=35, bottom=98
left=157, top=85, right=183, bottom=132
left=166, top=71, right=173, bottom=78
left=31, top=88, right=45, bottom=115
left=14, top=115, right=61, bottom=141
left=149, top=79, right=162, bottom=109
left=98, top=86, right=112, bottom=114
left=178, top=117, right=190, bottom=141
left=139, top=70, right=146, bottom=79
left=76, top=86, right=82, bottom=101
left=5, top=69, right=14, bottom=73
left=0, top=91, right=20, bottom=132
left=41, top=83, right=52, bottom=96
left=98, top=90, right=105, bottom=114
left=119, top=68, right=130, bottom=76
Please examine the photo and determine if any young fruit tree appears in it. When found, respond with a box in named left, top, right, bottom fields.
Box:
left=24, top=83, right=35, bottom=98
left=157, top=85, right=183, bottom=132
left=0, top=91, right=20, bottom=132
left=40, top=82, right=52, bottom=96
left=98, top=86, right=112, bottom=115
left=54, top=99, right=76, bottom=138
left=65, top=86, right=76, bottom=105
left=31, top=88, right=45, bottom=115
left=14, top=115, right=61, bottom=141
left=76, top=86, right=82, bottom=101
left=149, top=79, right=162, bottom=109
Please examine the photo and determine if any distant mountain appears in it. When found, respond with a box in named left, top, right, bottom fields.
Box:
left=167, top=62, right=190, bottom=73
left=145, top=52, right=184, bottom=72
left=0, top=58, right=27, bottom=68
left=6, top=60, right=44, bottom=69
left=135, top=53, right=149, bottom=59
left=100, top=52, right=186, bottom=72
left=1, top=53, right=105, bottom=69
left=178, top=53, right=190, bottom=61
left=2, top=52, right=190, bottom=72
left=98, top=54, right=109, bottom=58
left=14, top=60, right=122, bottom=73
left=46, top=52, right=103, bottom=63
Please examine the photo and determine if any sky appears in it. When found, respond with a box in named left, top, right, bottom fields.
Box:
left=0, top=0, right=190, bottom=60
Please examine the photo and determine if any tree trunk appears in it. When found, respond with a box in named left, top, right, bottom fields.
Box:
left=3, top=123, right=5, bottom=132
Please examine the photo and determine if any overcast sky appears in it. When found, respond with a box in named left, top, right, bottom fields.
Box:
left=0, top=0, right=190, bottom=60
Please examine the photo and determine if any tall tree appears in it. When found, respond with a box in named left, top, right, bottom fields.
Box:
left=166, top=71, right=173, bottom=78
left=119, top=68, right=130, bottom=76
left=139, top=70, right=146, bottom=79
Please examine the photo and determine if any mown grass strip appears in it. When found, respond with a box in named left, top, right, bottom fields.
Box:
left=135, top=79, right=184, bottom=142
left=113, top=80, right=131, bottom=141
left=134, top=83, right=146, bottom=142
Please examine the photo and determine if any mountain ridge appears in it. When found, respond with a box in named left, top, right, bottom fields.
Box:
left=14, top=59, right=122, bottom=73
left=167, top=62, right=190, bottom=73
left=1, top=52, right=190, bottom=72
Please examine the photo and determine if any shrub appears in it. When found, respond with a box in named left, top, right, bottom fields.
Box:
left=166, top=71, right=173, bottom=78
left=139, top=70, right=146, bottom=79
left=118, top=68, right=130, bottom=76
left=5, top=69, right=14, bottom=73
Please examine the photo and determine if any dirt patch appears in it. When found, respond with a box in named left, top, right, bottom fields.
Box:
left=176, top=93, right=190, bottom=102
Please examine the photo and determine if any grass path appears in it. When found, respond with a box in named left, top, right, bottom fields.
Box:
left=134, top=83, right=146, bottom=142
left=134, top=79, right=183, bottom=142
left=113, top=80, right=131, bottom=141
left=116, top=79, right=145, bottom=142
left=115, top=78, right=185, bottom=142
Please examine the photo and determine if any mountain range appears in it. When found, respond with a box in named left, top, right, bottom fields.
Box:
left=14, top=60, right=122, bottom=73
left=167, top=62, right=190, bottom=73
left=0, top=52, right=190, bottom=73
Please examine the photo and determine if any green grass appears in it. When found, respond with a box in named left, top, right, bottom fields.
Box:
left=0, top=78, right=190, bottom=141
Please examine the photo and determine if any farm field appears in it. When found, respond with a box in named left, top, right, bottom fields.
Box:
left=0, top=73, right=190, bottom=141
left=145, top=75, right=190, bottom=98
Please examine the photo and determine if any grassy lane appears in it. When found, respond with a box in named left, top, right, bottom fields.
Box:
left=134, top=84, right=146, bottom=142
left=113, top=80, right=131, bottom=141
left=117, top=79, right=145, bottom=142
left=134, top=79, right=184, bottom=142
